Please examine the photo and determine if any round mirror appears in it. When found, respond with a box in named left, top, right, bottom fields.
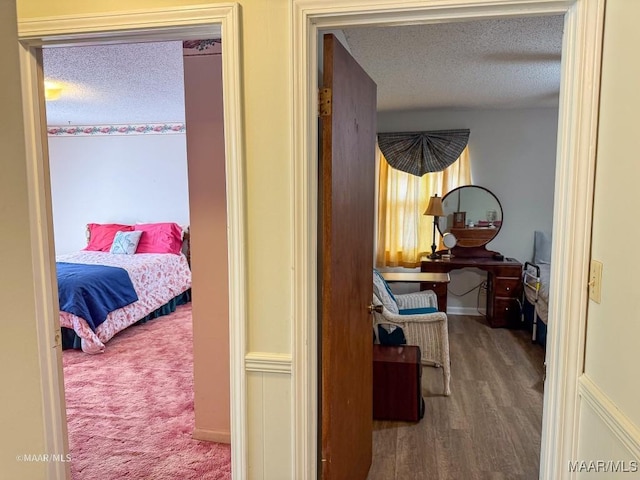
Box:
left=437, top=186, right=503, bottom=248
left=442, top=232, right=457, bottom=249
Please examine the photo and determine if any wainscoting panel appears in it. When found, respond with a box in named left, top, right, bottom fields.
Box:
left=576, top=375, right=640, bottom=476
left=247, top=353, right=292, bottom=480
left=246, top=352, right=292, bottom=374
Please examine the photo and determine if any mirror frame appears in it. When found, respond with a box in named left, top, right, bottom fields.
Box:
left=437, top=185, right=503, bottom=251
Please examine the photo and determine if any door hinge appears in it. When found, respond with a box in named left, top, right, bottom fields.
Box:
left=318, top=88, right=332, bottom=117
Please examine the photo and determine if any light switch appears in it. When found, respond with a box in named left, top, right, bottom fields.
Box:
left=589, top=260, right=603, bottom=303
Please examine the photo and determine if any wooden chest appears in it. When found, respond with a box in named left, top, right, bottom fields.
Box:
left=373, top=344, right=424, bottom=422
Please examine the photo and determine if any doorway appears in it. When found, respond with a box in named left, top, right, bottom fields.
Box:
left=323, top=15, right=561, bottom=477
left=41, top=37, right=230, bottom=476
left=292, top=0, right=604, bottom=478
left=17, top=6, right=247, bottom=479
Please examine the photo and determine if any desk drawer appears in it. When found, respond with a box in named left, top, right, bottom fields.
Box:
left=491, top=297, right=520, bottom=327
left=494, top=277, right=521, bottom=297
left=420, top=281, right=447, bottom=296
left=491, top=264, right=522, bottom=277
left=419, top=282, right=448, bottom=312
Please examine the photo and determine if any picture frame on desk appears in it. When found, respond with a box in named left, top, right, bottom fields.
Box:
left=452, top=211, right=466, bottom=228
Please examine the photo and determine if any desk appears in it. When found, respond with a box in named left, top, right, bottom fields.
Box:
left=380, top=272, right=450, bottom=312
left=420, top=257, right=522, bottom=328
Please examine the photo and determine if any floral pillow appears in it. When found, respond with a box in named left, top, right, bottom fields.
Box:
left=110, top=230, right=143, bottom=255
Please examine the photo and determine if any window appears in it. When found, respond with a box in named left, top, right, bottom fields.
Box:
left=375, top=146, right=471, bottom=267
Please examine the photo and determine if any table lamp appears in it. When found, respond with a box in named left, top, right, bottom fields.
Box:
left=424, top=194, right=444, bottom=259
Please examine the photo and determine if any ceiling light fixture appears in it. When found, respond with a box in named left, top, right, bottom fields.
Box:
left=44, top=81, right=63, bottom=101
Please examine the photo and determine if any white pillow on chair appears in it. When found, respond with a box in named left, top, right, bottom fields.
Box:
left=372, top=270, right=399, bottom=314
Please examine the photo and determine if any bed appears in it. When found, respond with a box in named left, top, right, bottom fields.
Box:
left=522, top=231, right=552, bottom=347
left=57, top=222, right=192, bottom=354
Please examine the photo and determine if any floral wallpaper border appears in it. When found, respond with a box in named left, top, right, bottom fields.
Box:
left=183, top=39, right=222, bottom=56
left=47, top=123, right=186, bottom=136
left=182, top=39, right=221, bottom=51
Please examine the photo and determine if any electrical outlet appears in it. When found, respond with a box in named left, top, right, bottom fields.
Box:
left=589, top=260, right=603, bottom=303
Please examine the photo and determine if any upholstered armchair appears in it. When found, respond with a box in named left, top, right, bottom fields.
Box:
left=373, top=271, right=451, bottom=396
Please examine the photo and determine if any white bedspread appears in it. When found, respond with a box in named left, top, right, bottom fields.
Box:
left=524, top=262, right=550, bottom=325
left=57, top=251, right=191, bottom=354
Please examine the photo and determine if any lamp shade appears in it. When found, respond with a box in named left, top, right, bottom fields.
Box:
left=424, top=195, right=444, bottom=217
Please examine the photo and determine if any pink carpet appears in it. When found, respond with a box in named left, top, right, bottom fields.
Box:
left=62, top=303, right=231, bottom=479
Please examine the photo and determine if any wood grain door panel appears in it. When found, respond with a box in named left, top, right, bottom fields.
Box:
left=320, top=33, right=377, bottom=480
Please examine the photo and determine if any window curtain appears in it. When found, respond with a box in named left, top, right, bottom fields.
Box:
left=375, top=146, right=472, bottom=268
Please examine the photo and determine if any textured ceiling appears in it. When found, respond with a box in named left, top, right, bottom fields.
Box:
left=42, top=15, right=564, bottom=125
left=342, top=15, right=564, bottom=112
left=43, top=41, right=186, bottom=125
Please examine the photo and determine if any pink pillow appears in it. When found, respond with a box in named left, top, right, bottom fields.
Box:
left=134, top=223, right=183, bottom=254
left=84, top=223, right=134, bottom=252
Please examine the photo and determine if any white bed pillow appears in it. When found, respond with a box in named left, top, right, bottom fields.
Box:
left=110, top=230, right=143, bottom=255
left=534, top=231, right=552, bottom=264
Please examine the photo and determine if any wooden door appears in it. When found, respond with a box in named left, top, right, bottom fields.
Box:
left=320, top=33, right=377, bottom=480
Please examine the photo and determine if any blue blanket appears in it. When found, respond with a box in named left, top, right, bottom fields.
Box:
left=56, top=262, right=139, bottom=332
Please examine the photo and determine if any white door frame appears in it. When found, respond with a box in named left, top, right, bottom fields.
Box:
left=17, top=5, right=247, bottom=480
left=291, top=0, right=605, bottom=478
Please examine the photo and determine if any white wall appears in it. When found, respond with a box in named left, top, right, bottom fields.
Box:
left=378, top=107, right=558, bottom=313
left=48, top=133, right=190, bottom=254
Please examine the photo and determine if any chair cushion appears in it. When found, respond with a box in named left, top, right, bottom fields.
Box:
left=398, top=307, right=438, bottom=315
left=377, top=325, right=406, bottom=346
left=373, top=270, right=399, bottom=314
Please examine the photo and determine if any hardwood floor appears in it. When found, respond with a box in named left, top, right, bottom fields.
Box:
left=368, top=314, right=545, bottom=480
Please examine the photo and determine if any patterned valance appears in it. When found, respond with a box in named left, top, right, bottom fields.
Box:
left=377, top=129, right=470, bottom=176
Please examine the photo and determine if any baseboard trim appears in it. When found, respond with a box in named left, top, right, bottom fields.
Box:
left=245, top=352, right=292, bottom=374
left=579, top=375, right=640, bottom=459
left=446, top=306, right=485, bottom=316
left=193, top=428, right=231, bottom=444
